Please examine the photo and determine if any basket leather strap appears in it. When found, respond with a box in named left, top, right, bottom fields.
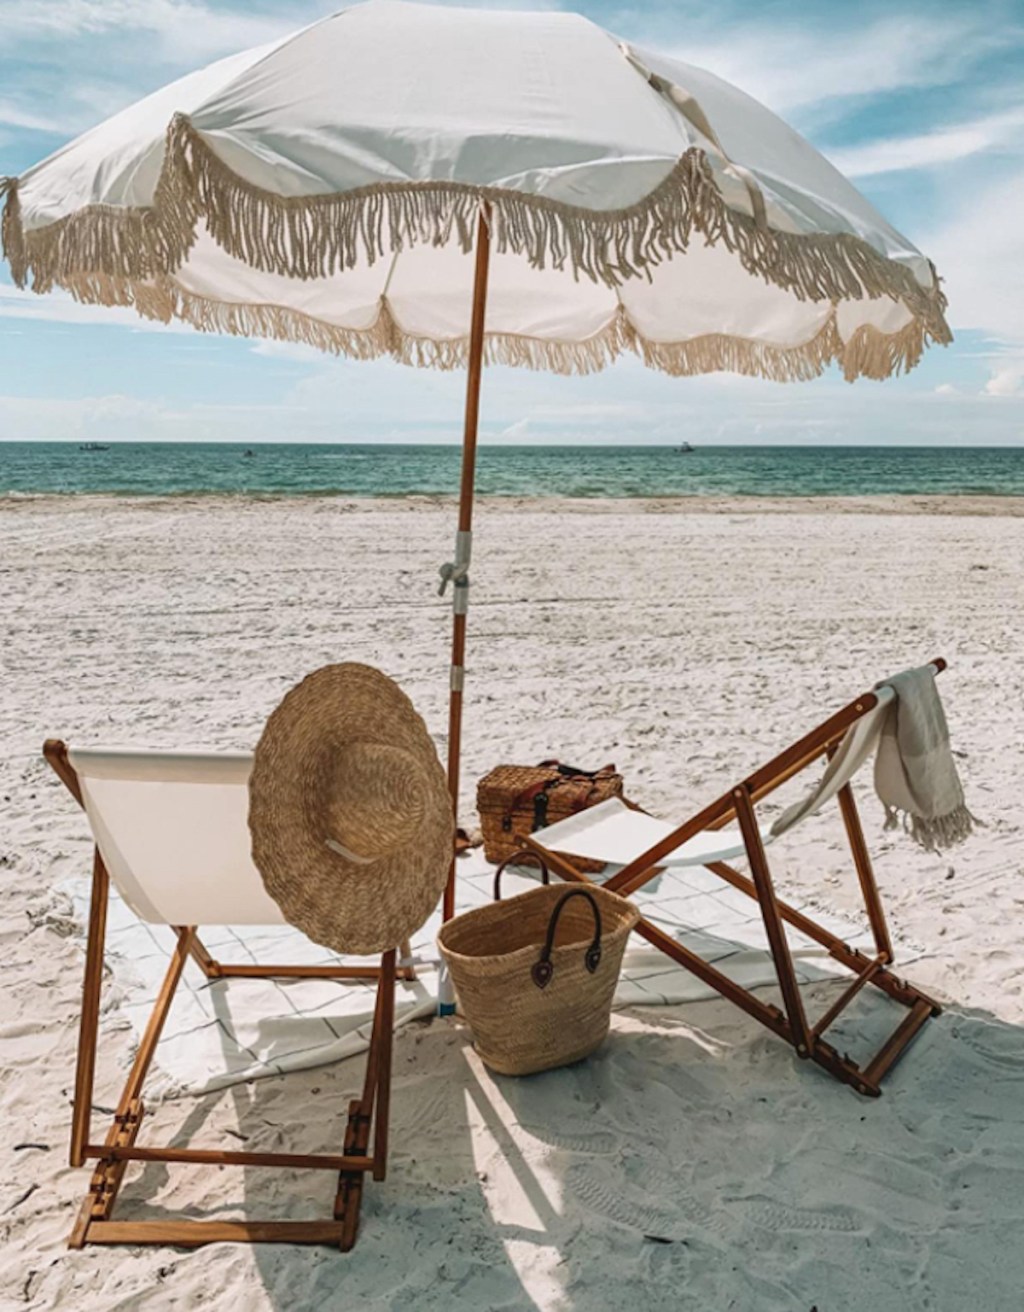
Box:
left=505, top=761, right=619, bottom=832
left=532, top=889, right=603, bottom=989
left=538, top=759, right=617, bottom=780
left=492, top=850, right=550, bottom=901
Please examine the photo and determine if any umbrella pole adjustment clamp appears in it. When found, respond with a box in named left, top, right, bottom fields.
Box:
left=438, top=530, right=473, bottom=600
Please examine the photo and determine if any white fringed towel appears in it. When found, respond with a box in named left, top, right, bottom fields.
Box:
left=874, top=666, right=975, bottom=852
left=769, top=665, right=974, bottom=852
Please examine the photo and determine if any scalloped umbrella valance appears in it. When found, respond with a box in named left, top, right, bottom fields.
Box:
left=1, top=0, right=951, bottom=929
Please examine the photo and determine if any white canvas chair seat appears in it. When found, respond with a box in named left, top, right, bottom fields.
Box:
left=526, top=669, right=942, bottom=1098
left=539, top=686, right=895, bottom=872
left=538, top=797, right=774, bottom=870
left=68, top=746, right=283, bottom=925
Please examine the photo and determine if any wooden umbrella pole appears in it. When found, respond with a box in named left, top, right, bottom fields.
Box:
left=442, top=204, right=491, bottom=922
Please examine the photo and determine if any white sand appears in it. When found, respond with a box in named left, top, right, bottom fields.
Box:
left=3, top=494, right=1024, bottom=1311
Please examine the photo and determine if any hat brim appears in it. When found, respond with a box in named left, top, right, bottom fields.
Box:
left=249, top=664, right=453, bottom=956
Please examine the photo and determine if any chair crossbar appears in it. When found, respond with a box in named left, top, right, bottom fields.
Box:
left=86, top=1220, right=349, bottom=1246
left=177, top=926, right=417, bottom=983
left=810, top=954, right=885, bottom=1040
left=82, top=1146, right=377, bottom=1172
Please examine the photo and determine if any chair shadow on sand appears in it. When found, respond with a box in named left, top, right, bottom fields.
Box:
left=102, top=933, right=1024, bottom=1312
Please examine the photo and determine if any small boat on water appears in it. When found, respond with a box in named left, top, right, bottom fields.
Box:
left=79, top=442, right=109, bottom=452
left=243, top=448, right=255, bottom=458
left=677, top=442, right=694, bottom=453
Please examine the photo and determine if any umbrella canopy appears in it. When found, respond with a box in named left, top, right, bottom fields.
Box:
left=2, top=0, right=953, bottom=939
left=2, top=0, right=949, bottom=383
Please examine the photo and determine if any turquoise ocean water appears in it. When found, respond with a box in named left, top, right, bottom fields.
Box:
left=1, top=443, right=1023, bottom=499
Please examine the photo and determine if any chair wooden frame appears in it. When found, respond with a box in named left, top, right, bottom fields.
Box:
left=525, top=661, right=947, bottom=1097
left=45, top=738, right=401, bottom=1250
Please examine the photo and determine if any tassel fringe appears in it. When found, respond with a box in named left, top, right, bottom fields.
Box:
left=883, top=802, right=978, bottom=853
left=3, top=113, right=952, bottom=380
left=59, top=272, right=931, bottom=382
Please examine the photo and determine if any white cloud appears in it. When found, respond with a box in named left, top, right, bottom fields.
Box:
left=661, top=15, right=998, bottom=117
left=0, top=1, right=320, bottom=136
left=4, top=345, right=1023, bottom=445
left=250, top=339, right=326, bottom=362
left=0, top=285, right=189, bottom=333
left=4, top=0, right=299, bottom=58
left=500, top=417, right=530, bottom=439
left=984, top=365, right=1024, bottom=397
left=828, top=107, right=1024, bottom=178
left=0, top=390, right=293, bottom=442
left=921, top=167, right=1024, bottom=387
left=0, top=99, right=68, bottom=133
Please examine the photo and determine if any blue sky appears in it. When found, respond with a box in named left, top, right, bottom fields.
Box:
left=1, top=0, right=1022, bottom=445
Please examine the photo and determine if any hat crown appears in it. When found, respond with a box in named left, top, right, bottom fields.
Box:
left=315, top=741, right=426, bottom=865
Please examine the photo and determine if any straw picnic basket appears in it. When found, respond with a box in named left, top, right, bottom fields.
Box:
left=437, top=853, right=640, bottom=1076
left=477, top=761, right=623, bottom=873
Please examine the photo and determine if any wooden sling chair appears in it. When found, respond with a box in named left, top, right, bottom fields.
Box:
left=525, top=660, right=948, bottom=1098
left=44, top=739, right=413, bottom=1251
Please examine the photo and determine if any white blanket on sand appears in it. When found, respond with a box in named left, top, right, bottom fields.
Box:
left=66, top=850, right=891, bottom=1097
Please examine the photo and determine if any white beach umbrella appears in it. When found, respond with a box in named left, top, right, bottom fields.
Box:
left=1, top=0, right=950, bottom=917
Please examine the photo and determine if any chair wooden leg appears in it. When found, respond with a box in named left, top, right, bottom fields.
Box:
left=862, top=999, right=936, bottom=1086
left=525, top=837, right=796, bottom=1040
left=210, top=963, right=386, bottom=980
left=70, top=927, right=195, bottom=1248
left=179, top=935, right=415, bottom=983
left=70, top=849, right=109, bottom=1169
left=836, top=781, right=893, bottom=961
left=733, top=786, right=812, bottom=1056
left=335, top=949, right=396, bottom=1249
left=177, top=929, right=222, bottom=979
left=528, top=805, right=940, bottom=1097
left=373, top=950, right=396, bottom=1181
left=69, top=1098, right=145, bottom=1249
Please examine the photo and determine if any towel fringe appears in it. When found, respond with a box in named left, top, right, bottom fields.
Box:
left=884, top=802, right=977, bottom=853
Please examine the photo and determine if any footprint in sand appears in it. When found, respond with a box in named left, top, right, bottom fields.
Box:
left=565, top=1160, right=732, bottom=1246
left=951, top=1016, right=1024, bottom=1073
left=567, top=1166, right=686, bottom=1240
left=515, top=1125, right=617, bottom=1155
left=725, top=1196, right=864, bottom=1234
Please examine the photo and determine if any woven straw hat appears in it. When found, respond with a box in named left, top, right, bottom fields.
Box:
left=249, top=663, right=453, bottom=956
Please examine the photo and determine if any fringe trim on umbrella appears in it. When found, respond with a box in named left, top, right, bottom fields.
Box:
left=633, top=315, right=844, bottom=383
left=71, top=273, right=630, bottom=375
left=4, top=114, right=951, bottom=354
left=840, top=318, right=927, bottom=381
left=61, top=271, right=926, bottom=383
left=1, top=157, right=199, bottom=295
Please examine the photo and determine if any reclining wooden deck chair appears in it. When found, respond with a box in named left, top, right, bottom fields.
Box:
left=44, top=739, right=411, bottom=1250
left=525, top=661, right=947, bottom=1098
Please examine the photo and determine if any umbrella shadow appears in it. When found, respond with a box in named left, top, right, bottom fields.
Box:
left=409, top=991, right=1024, bottom=1312
left=107, top=965, right=539, bottom=1307
left=104, top=926, right=1024, bottom=1312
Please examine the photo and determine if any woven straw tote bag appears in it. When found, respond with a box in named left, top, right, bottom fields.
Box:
left=437, top=853, right=639, bottom=1076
